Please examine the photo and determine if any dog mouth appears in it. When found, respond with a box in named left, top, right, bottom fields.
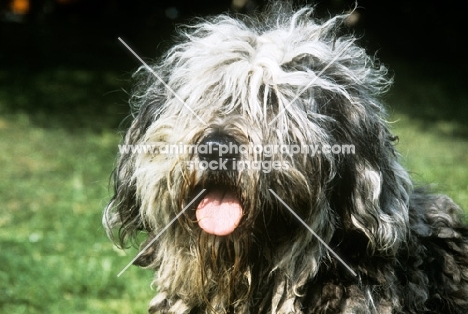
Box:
left=195, top=187, right=243, bottom=236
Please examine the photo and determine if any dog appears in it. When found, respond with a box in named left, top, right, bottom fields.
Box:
left=103, top=4, right=468, bottom=313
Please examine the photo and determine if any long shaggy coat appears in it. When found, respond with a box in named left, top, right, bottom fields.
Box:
left=104, top=4, right=468, bottom=313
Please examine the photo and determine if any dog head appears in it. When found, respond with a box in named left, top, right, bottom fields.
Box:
left=104, top=4, right=412, bottom=309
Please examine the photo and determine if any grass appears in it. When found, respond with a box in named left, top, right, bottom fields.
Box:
left=0, top=116, right=154, bottom=313
left=391, top=114, right=468, bottom=210
left=0, top=60, right=467, bottom=313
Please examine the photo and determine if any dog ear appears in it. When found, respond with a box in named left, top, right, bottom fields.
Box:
left=329, top=121, right=412, bottom=255
left=103, top=62, right=169, bottom=248
left=349, top=157, right=411, bottom=254
left=103, top=99, right=160, bottom=248
left=103, top=124, right=143, bottom=248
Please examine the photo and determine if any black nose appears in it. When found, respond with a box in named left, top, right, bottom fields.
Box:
left=198, top=133, right=240, bottom=163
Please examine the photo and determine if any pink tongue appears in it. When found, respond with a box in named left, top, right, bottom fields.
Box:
left=196, top=190, right=243, bottom=236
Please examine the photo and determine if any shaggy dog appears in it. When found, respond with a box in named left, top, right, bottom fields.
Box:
left=103, top=4, right=468, bottom=313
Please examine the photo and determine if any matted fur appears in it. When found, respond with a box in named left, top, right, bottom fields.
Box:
left=104, top=4, right=468, bottom=313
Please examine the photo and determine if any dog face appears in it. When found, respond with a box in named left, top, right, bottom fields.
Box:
left=104, top=5, right=413, bottom=312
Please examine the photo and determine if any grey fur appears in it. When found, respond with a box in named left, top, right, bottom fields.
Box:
left=103, top=4, right=468, bottom=313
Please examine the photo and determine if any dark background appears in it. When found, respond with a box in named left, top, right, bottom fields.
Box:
left=1, top=0, right=467, bottom=132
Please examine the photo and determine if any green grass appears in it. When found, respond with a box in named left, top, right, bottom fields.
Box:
left=391, top=114, right=468, bottom=211
left=0, top=62, right=467, bottom=313
left=0, top=116, right=153, bottom=313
